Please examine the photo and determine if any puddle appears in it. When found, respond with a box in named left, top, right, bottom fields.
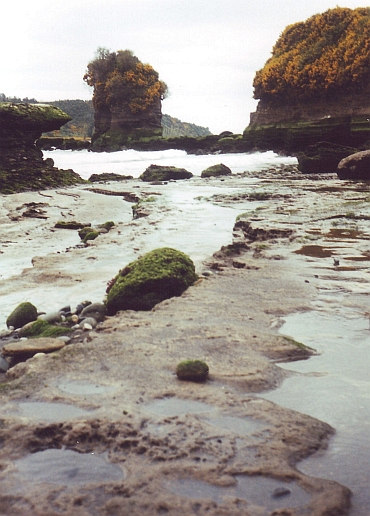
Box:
left=166, top=475, right=311, bottom=512
left=262, top=311, right=370, bottom=516
left=15, top=448, right=124, bottom=485
left=344, top=254, right=370, bottom=262
left=200, top=415, right=263, bottom=435
left=325, top=228, right=366, bottom=240
left=294, top=245, right=335, bottom=258
left=5, top=401, right=94, bottom=421
left=57, top=380, right=116, bottom=396
left=144, top=397, right=214, bottom=417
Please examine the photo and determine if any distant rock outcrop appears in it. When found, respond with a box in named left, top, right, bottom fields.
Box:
left=0, top=103, right=83, bottom=194
left=244, top=8, right=370, bottom=154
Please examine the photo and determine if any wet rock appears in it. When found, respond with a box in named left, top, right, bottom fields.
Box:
left=38, top=311, right=63, bottom=324
left=176, top=360, right=209, bottom=382
left=75, top=301, right=92, bottom=315
left=2, top=337, right=65, bottom=357
left=337, top=150, right=370, bottom=180
left=139, top=165, right=193, bottom=182
left=6, top=302, right=38, bottom=329
left=105, top=247, right=198, bottom=314
left=201, top=163, right=232, bottom=178
left=79, top=317, right=97, bottom=330
left=55, top=220, right=90, bottom=230
left=80, top=303, right=106, bottom=323
left=297, top=142, right=358, bottom=174
left=88, top=172, right=133, bottom=182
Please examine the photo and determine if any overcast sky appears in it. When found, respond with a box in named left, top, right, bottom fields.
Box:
left=1, top=0, right=369, bottom=134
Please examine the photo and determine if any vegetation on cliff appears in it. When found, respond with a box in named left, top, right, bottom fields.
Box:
left=83, top=48, right=168, bottom=115
left=253, top=7, right=370, bottom=102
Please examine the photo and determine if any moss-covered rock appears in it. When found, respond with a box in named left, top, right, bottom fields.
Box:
left=55, top=221, right=90, bottom=230
left=201, top=163, right=232, bottom=178
left=139, top=165, right=193, bottom=182
left=176, top=360, right=209, bottom=382
left=20, top=319, right=71, bottom=339
left=105, top=247, right=198, bottom=314
left=6, top=302, right=38, bottom=329
left=83, top=230, right=100, bottom=243
left=0, top=103, right=84, bottom=194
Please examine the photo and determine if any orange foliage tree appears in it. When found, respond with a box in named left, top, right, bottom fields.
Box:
left=83, top=48, right=168, bottom=114
left=253, top=7, right=370, bottom=102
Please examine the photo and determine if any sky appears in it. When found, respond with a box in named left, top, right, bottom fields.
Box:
left=1, top=0, right=369, bottom=134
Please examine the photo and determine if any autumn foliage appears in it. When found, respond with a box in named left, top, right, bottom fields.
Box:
left=253, top=7, right=370, bottom=102
left=84, top=48, right=168, bottom=114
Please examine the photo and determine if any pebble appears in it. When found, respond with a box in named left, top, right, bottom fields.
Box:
left=80, top=317, right=97, bottom=329
left=80, top=303, right=106, bottom=323
left=272, top=487, right=291, bottom=498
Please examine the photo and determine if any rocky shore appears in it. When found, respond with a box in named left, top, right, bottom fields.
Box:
left=1, top=164, right=370, bottom=515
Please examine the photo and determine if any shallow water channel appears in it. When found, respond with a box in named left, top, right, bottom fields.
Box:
left=263, top=310, right=370, bottom=515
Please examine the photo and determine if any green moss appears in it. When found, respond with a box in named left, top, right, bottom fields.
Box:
left=78, top=227, right=93, bottom=240
left=98, top=221, right=115, bottom=231
left=55, top=220, right=90, bottom=230
left=105, top=247, right=198, bottom=314
left=176, top=360, right=209, bottom=382
left=282, top=335, right=313, bottom=351
left=83, top=230, right=100, bottom=243
left=6, top=302, right=38, bottom=329
left=21, top=320, right=71, bottom=339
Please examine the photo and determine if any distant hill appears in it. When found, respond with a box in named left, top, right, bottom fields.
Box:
left=0, top=95, right=212, bottom=138
left=161, top=114, right=212, bottom=137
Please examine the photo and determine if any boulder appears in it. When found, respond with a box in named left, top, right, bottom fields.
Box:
left=201, top=163, right=232, bottom=178
left=2, top=338, right=65, bottom=357
left=6, top=302, right=38, bottom=329
left=176, top=360, right=209, bottom=382
left=139, top=165, right=193, bottom=182
left=105, top=247, right=198, bottom=314
left=337, top=150, right=370, bottom=180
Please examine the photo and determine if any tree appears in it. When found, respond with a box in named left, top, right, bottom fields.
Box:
left=83, top=48, right=168, bottom=114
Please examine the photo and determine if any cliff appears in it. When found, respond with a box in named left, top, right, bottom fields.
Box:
left=245, top=7, right=370, bottom=153
left=0, top=103, right=83, bottom=194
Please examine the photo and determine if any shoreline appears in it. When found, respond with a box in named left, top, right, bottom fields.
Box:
left=1, top=168, right=369, bottom=514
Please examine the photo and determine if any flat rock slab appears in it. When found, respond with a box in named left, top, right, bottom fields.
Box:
left=2, top=337, right=65, bottom=356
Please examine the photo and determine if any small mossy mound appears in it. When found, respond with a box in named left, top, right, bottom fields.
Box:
left=98, top=221, right=115, bottom=231
left=105, top=247, right=198, bottom=314
left=201, top=163, right=232, bottom=178
left=88, top=172, right=133, bottom=182
left=78, top=227, right=93, bottom=240
left=83, top=230, right=100, bottom=243
left=6, top=302, right=38, bottom=329
left=139, top=164, right=193, bottom=182
left=55, top=220, right=90, bottom=230
left=176, top=360, right=209, bottom=382
left=20, top=319, right=71, bottom=339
